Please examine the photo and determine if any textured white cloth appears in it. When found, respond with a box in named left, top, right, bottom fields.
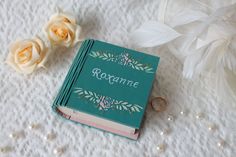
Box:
left=0, top=0, right=235, bottom=157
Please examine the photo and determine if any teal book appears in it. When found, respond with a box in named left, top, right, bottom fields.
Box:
left=52, top=39, right=160, bottom=140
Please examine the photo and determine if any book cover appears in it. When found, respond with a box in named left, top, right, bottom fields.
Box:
left=52, top=39, right=160, bottom=140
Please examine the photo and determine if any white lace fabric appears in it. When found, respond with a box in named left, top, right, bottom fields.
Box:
left=0, top=0, right=235, bottom=156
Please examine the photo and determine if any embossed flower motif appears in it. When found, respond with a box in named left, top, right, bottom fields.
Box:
left=98, top=96, right=113, bottom=110
left=44, top=8, right=82, bottom=47
left=6, top=36, right=48, bottom=74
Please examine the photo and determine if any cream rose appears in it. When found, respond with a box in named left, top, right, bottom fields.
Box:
left=6, top=37, right=48, bottom=74
left=44, top=9, right=82, bottom=47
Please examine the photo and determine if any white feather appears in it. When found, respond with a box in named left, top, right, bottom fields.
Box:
left=216, top=67, right=236, bottom=107
left=131, top=2, right=236, bottom=106
left=183, top=44, right=207, bottom=78
left=157, top=0, right=169, bottom=23
left=196, top=40, right=227, bottom=74
left=169, top=9, right=208, bottom=27
left=209, top=3, right=236, bottom=22
left=222, top=48, right=236, bottom=73
left=196, top=22, right=236, bottom=49
left=130, top=21, right=181, bottom=47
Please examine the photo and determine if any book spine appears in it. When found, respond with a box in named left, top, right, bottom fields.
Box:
left=52, top=40, right=87, bottom=109
left=61, top=40, right=95, bottom=105
left=52, top=39, right=95, bottom=110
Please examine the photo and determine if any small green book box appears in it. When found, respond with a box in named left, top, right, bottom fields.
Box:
left=52, top=39, right=160, bottom=140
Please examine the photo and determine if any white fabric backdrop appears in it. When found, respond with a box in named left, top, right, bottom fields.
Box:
left=0, top=0, right=235, bottom=156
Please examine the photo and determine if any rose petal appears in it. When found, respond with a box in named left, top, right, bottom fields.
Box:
left=6, top=52, right=22, bottom=73
left=34, top=36, right=45, bottom=52
left=51, top=14, right=76, bottom=25
left=63, top=22, right=76, bottom=34
left=73, top=25, right=82, bottom=45
left=37, top=47, right=49, bottom=68
left=19, top=64, right=37, bottom=74
left=57, top=7, right=77, bottom=24
left=9, top=40, right=23, bottom=54
left=62, top=33, right=73, bottom=47
left=48, top=27, right=62, bottom=42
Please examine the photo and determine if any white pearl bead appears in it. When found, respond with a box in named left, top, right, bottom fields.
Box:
left=180, top=110, right=188, bottom=116
left=167, top=115, right=174, bottom=121
left=195, top=113, right=204, bottom=119
left=28, top=123, right=40, bottom=130
left=156, top=144, right=165, bottom=152
left=44, top=133, right=56, bottom=141
left=217, top=140, right=225, bottom=148
left=0, top=147, right=5, bottom=153
left=9, top=131, right=25, bottom=140
left=208, top=124, right=216, bottom=131
left=160, top=131, right=165, bottom=136
left=180, top=111, right=185, bottom=115
left=53, top=147, right=64, bottom=155
left=9, top=133, right=18, bottom=139
left=160, top=128, right=170, bottom=136
left=0, top=146, right=12, bottom=153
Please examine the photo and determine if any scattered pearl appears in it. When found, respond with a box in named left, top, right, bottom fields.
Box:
left=217, top=140, right=225, bottom=148
left=160, top=128, right=170, bottom=136
left=156, top=144, right=165, bottom=152
left=53, top=147, right=65, bottom=155
left=8, top=131, right=25, bottom=139
left=167, top=115, right=174, bottom=121
left=44, top=133, right=56, bottom=141
left=195, top=113, right=204, bottom=119
left=0, top=148, right=6, bottom=153
left=28, top=123, right=40, bottom=130
left=0, top=146, right=12, bottom=153
left=9, top=133, right=18, bottom=139
left=208, top=124, right=216, bottom=131
left=180, top=110, right=188, bottom=116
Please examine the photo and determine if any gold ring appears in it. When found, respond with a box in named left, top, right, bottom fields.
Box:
left=151, top=96, right=167, bottom=112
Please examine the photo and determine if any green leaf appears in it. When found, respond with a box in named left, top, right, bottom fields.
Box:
left=122, top=105, right=127, bottom=110
left=121, top=102, right=128, bottom=105
left=74, top=87, right=81, bottom=90
left=131, top=107, right=135, bottom=112
left=134, top=106, right=140, bottom=112
left=94, top=93, right=99, bottom=99
left=78, top=92, right=83, bottom=95
left=104, top=53, right=108, bottom=57
left=74, top=90, right=81, bottom=93
left=85, top=95, right=91, bottom=98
